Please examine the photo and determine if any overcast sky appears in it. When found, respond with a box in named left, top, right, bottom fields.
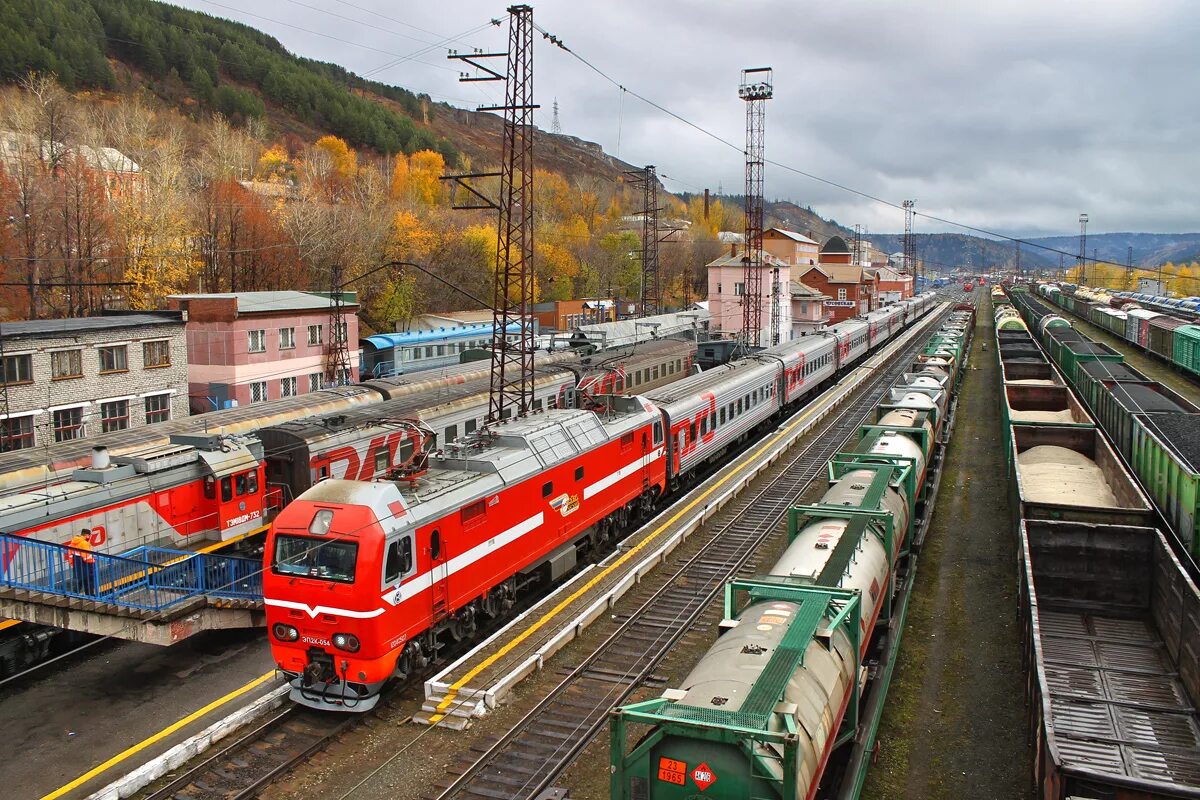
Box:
left=172, top=0, right=1200, bottom=236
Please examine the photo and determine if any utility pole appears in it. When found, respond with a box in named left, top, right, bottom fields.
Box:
left=626, top=165, right=662, bottom=316
left=1078, top=212, right=1088, bottom=285
left=739, top=67, right=772, bottom=347
left=852, top=223, right=862, bottom=266
left=551, top=97, right=561, bottom=134
left=1059, top=253, right=1065, bottom=282
left=1014, top=240, right=1021, bottom=281
left=447, top=5, right=537, bottom=423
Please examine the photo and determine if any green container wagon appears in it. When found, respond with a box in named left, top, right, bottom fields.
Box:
left=1173, top=325, right=1200, bottom=378
left=1126, top=412, right=1200, bottom=559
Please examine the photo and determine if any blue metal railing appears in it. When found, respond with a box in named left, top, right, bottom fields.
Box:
left=0, top=534, right=262, bottom=612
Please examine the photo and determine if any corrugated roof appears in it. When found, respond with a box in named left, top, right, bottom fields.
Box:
left=766, top=227, right=818, bottom=245
left=706, top=251, right=787, bottom=268
left=169, top=291, right=358, bottom=313
left=788, top=281, right=827, bottom=298
left=0, top=313, right=183, bottom=340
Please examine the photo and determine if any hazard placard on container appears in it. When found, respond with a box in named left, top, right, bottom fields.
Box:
left=657, top=756, right=686, bottom=785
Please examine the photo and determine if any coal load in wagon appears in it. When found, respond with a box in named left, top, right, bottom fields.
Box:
left=1148, top=412, right=1200, bottom=471
left=1079, top=361, right=1144, bottom=382
left=1107, top=384, right=1189, bottom=414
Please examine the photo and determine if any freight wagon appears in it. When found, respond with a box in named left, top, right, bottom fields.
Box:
left=1013, top=287, right=1200, bottom=559
left=1040, top=284, right=1200, bottom=380
left=1020, top=520, right=1200, bottom=799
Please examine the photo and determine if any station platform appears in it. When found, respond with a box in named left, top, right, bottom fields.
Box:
left=0, top=533, right=264, bottom=645
left=416, top=306, right=949, bottom=729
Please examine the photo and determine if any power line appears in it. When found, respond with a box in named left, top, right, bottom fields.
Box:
left=530, top=22, right=1142, bottom=274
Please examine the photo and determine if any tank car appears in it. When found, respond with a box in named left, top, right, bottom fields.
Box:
left=609, top=314, right=964, bottom=800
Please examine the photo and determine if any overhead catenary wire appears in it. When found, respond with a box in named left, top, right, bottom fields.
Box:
left=530, top=21, right=1142, bottom=274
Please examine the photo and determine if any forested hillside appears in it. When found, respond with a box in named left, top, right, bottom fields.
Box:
left=0, top=0, right=456, bottom=160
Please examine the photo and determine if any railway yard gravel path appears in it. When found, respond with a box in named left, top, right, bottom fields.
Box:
left=863, top=298, right=1032, bottom=800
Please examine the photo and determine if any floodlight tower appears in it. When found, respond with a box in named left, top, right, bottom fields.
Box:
left=901, top=200, right=916, bottom=275
left=739, top=67, right=772, bottom=347
left=1078, top=213, right=1089, bottom=285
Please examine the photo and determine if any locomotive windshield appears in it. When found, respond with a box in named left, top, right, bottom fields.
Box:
left=273, top=534, right=358, bottom=583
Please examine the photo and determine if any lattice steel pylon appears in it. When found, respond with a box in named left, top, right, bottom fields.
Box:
left=626, top=165, right=662, bottom=316
left=449, top=5, right=537, bottom=424
left=901, top=200, right=916, bottom=275
left=324, top=263, right=352, bottom=387
left=1078, top=212, right=1089, bottom=285
left=740, top=67, right=772, bottom=348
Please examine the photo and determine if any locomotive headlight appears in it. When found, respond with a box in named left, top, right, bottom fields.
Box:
left=332, top=633, right=360, bottom=653
left=272, top=623, right=299, bottom=642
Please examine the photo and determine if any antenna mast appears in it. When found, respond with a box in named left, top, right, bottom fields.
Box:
left=739, top=67, right=772, bottom=347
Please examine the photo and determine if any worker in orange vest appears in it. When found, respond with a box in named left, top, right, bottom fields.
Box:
left=65, top=529, right=97, bottom=595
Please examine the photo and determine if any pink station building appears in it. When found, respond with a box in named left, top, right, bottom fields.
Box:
left=706, top=227, right=832, bottom=342
left=169, top=291, right=360, bottom=413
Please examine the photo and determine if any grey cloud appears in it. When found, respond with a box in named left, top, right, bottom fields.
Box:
left=174, top=0, right=1200, bottom=234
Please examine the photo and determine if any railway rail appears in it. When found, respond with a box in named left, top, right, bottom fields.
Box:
left=430, top=308, right=950, bottom=800
left=142, top=705, right=358, bottom=800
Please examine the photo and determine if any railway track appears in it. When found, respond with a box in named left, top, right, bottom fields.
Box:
left=429, top=310, right=950, bottom=800
left=143, top=705, right=359, bottom=800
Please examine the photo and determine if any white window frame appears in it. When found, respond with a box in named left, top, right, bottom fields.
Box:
left=247, top=329, right=267, bottom=353
left=280, top=376, right=298, bottom=397
left=838, top=288, right=847, bottom=300
left=309, top=373, right=322, bottom=392
left=307, top=324, right=323, bottom=346
left=250, top=381, right=268, bottom=403
left=279, top=327, right=296, bottom=350
left=143, top=392, right=172, bottom=424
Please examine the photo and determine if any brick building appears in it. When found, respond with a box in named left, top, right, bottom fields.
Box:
left=169, top=291, right=360, bottom=413
left=532, top=298, right=616, bottom=331
left=0, top=313, right=188, bottom=452
left=762, top=227, right=820, bottom=267
left=871, top=264, right=915, bottom=304
left=794, top=236, right=878, bottom=324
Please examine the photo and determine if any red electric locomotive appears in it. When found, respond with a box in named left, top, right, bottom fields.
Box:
left=263, top=398, right=666, bottom=710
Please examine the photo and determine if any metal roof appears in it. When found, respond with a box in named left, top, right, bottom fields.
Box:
left=168, top=291, right=357, bottom=314
left=362, top=323, right=517, bottom=350
left=0, top=313, right=183, bottom=340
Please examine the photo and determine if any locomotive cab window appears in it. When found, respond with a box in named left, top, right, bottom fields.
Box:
left=274, top=535, right=357, bottom=583
left=543, top=481, right=553, bottom=497
left=383, top=536, right=413, bottom=584
left=374, top=447, right=389, bottom=472
left=430, top=529, right=441, bottom=561
left=575, top=466, right=584, bottom=481
left=220, top=476, right=232, bottom=502
left=652, top=421, right=663, bottom=445
left=234, top=470, right=258, bottom=496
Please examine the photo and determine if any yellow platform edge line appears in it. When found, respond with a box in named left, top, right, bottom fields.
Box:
left=38, top=669, right=277, bottom=800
